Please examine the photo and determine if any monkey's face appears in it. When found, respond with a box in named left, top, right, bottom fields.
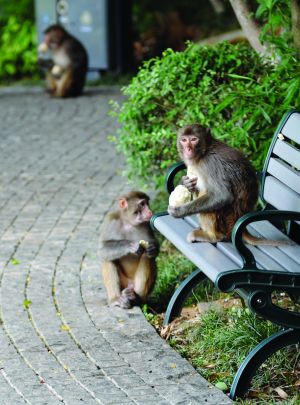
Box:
left=130, top=199, right=153, bottom=226
left=178, top=134, right=200, bottom=160
left=44, top=28, right=64, bottom=50
left=177, top=125, right=211, bottom=161
left=119, top=197, right=153, bottom=226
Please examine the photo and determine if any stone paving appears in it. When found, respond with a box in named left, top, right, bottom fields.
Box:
left=0, top=86, right=232, bottom=405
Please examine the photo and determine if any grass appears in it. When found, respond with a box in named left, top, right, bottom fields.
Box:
left=175, top=307, right=300, bottom=403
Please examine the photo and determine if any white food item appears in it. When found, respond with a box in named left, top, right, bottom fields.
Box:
left=51, top=65, right=63, bottom=76
left=139, top=240, right=149, bottom=249
left=169, top=185, right=191, bottom=207
left=38, top=42, right=49, bottom=53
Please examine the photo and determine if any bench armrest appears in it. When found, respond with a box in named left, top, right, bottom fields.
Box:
left=232, top=210, right=300, bottom=268
left=165, top=161, right=186, bottom=194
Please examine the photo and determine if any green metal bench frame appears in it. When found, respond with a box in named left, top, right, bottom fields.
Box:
left=151, top=110, right=300, bottom=399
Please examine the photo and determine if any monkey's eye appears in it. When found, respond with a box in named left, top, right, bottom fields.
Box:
left=181, top=137, right=188, bottom=143
left=190, top=137, right=198, bottom=143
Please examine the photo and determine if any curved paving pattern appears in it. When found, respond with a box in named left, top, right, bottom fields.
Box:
left=0, top=87, right=231, bottom=405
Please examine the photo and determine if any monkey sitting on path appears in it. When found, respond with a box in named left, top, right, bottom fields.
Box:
left=99, top=191, right=159, bottom=309
left=168, top=124, right=289, bottom=246
left=38, top=24, right=88, bottom=98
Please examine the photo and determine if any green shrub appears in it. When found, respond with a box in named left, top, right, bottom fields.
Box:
left=113, top=41, right=300, bottom=189
left=0, top=16, right=38, bottom=81
left=0, top=0, right=34, bottom=23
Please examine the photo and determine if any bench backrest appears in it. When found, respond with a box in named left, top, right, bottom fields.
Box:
left=261, top=110, right=300, bottom=216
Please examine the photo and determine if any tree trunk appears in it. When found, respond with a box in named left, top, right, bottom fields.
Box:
left=291, top=0, right=300, bottom=51
left=229, top=0, right=268, bottom=56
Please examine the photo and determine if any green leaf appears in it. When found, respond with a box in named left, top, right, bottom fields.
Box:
left=258, top=107, right=272, bottom=124
left=227, top=73, right=253, bottom=81
left=11, top=258, right=20, bottom=265
left=215, top=382, right=228, bottom=391
left=23, top=299, right=32, bottom=309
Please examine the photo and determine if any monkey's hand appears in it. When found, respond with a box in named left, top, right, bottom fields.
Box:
left=182, top=176, right=198, bottom=193
left=168, top=204, right=186, bottom=218
left=129, top=241, right=145, bottom=256
left=145, top=241, right=159, bottom=258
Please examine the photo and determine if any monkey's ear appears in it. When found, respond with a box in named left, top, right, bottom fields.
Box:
left=118, top=198, right=128, bottom=210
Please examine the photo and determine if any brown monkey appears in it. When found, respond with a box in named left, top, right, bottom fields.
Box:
left=99, top=191, right=159, bottom=308
left=38, top=25, right=88, bottom=98
left=168, top=124, right=288, bottom=245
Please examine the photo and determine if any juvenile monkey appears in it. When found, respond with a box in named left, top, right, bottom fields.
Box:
left=168, top=124, right=286, bottom=245
left=99, top=191, right=159, bottom=308
left=38, top=24, right=88, bottom=98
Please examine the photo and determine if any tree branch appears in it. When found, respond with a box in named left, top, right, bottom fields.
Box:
left=291, top=0, right=300, bottom=51
left=229, top=0, right=268, bottom=56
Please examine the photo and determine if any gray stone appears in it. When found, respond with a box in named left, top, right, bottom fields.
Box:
left=0, top=86, right=232, bottom=405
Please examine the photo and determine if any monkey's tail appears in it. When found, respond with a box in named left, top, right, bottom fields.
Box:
left=242, top=229, right=294, bottom=246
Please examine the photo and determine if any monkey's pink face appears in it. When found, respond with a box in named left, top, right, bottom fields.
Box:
left=180, top=135, right=199, bottom=159
left=44, top=31, right=62, bottom=49
left=133, top=199, right=153, bottom=225
left=119, top=197, right=153, bottom=226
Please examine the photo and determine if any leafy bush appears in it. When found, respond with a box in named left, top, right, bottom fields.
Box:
left=0, top=16, right=38, bottom=81
left=113, top=41, right=300, bottom=188
left=0, top=0, right=34, bottom=23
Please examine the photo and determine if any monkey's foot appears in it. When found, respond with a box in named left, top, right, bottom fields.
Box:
left=122, top=287, right=136, bottom=302
left=187, top=230, right=216, bottom=243
left=111, top=296, right=132, bottom=309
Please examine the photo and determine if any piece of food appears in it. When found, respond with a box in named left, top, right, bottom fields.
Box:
left=169, top=185, right=192, bottom=207
left=139, top=239, right=149, bottom=249
left=51, top=65, right=63, bottom=76
left=38, top=42, right=49, bottom=53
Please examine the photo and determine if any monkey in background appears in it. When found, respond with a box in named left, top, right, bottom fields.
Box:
left=168, top=124, right=287, bottom=246
left=38, top=24, right=88, bottom=98
left=99, top=191, right=159, bottom=309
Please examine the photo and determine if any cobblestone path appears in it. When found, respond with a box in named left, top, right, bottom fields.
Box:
left=0, top=87, right=231, bottom=405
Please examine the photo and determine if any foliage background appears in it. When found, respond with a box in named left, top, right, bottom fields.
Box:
left=0, top=0, right=38, bottom=81
left=113, top=40, right=300, bottom=189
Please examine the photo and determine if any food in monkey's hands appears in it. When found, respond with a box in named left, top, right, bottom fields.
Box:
left=139, top=240, right=149, bottom=249
left=38, top=42, right=49, bottom=53
left=51, top=64, right=64, bottom=77
left=169, top=185, right=192, bottom=207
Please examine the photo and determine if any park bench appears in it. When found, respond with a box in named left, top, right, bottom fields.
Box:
left=151, top=110, right=300, bottom=399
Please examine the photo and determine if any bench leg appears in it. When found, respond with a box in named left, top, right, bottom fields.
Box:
left=163, top=269, right=207, bottom=326
left=230, top=328, right=300, bottom=399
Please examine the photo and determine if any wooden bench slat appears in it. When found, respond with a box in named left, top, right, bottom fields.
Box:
left=273, top=139, right=300, bottom=170
left=154, top=214, right=299, bottom=281
left=268, top=157, right=300, bottom=194
left=263, top=176, right=300, bottom=221
left=153, top=215, right=238, bottom=282
left=174, top=215, right=296, bottom=271
left=281, top=111, right=300, bottom=144
left=249, top=221, right=300, bottom=265
left=217, top=241, right=286, bottom=272
left=216, top=242, right=243, bottom=267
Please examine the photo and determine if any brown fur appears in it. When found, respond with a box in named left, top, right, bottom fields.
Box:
left=40, top=25, right=88, bottom=98
left=170, top=124, right=289, bottom=246
left=99, top=191, right=158, bottom=308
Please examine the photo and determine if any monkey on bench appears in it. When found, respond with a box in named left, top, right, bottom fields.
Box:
left=99, top=191, right=159, bottom=309
left=38, top=24, right=88, bottom=98
left=168, top=124, right=289, bottom=246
